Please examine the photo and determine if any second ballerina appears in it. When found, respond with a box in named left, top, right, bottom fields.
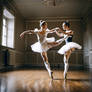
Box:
left=56, top=21, right=82, bottom=79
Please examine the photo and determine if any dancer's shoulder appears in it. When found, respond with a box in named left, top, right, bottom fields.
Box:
left=34, top=28, right=39, bottom=33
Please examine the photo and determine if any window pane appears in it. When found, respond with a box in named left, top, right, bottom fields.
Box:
left=7, top=19, right=14, bottom=48
left=2, top=18, right=7, bottom=46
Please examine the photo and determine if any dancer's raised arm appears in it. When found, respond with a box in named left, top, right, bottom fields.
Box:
left=60, top=29, right=74, bottom=35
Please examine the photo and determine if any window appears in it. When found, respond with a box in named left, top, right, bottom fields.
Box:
left=2, top=8, right=15, bottom=48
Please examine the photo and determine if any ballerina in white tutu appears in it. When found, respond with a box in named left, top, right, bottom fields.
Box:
left=56, top=21, right=82, bottom=79
left=20, top=20, right=68, bottom=79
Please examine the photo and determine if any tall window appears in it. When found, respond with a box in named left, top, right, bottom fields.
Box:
left=2, top=8, right=15, bottom=48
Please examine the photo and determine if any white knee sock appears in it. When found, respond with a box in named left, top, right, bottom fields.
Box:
left=64, top=63, right=69, bottom=74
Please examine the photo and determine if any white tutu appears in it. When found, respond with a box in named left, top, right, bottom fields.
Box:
left=58, top=42, right=82, bottom=54
left=31, top=37, right=55, bottom=53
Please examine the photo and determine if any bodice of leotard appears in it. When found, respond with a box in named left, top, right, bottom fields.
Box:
left=64, top=30, right=73, bottom=43
left=36, top=28, right=50, bottom=44
left=37, top=32, right=47, bottom=44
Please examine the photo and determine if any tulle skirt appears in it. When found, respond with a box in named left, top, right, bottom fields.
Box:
left=58, top=42, right=82, bottom=54
left=31, top=37, right=55, bottom=53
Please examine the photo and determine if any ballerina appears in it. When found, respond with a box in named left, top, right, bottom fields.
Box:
left=56, top=21, right=82, bottom=80
left=20, top=20, right=68, bottom=79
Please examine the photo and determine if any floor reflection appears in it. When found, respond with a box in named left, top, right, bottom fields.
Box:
left=0, top=70, right=92, bottom=92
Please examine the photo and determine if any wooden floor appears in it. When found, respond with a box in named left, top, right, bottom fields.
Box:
left=0, top=70, right=92, bottom=92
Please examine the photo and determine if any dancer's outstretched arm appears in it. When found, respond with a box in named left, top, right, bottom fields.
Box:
left=59, top=29, right=74, bottom=35
left=20, top=30, right=36, bottom=38
left=47, top=27, right=60, bottom=34
left=56, top=29, right=74, bottom=37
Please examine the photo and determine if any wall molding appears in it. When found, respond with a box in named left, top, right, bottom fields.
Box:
left=25, top=17, right=82, bottom=23
left=25, top=50, right=83, bottom=67
left=8, top=49, right=25, bottom=65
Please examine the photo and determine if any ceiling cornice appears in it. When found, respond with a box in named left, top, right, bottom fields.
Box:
left=25, top=17, right=82, bottom=22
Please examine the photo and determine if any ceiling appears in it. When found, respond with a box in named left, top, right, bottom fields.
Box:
left=13, top=0, right=92, bottom=19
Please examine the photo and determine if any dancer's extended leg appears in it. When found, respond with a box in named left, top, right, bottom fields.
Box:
left=48, top=36, right=69, bottom=47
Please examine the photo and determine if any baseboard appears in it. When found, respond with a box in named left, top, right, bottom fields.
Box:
left=0, top=65, right=14, bottom=72
left=0, top=64, right=84, bottom=72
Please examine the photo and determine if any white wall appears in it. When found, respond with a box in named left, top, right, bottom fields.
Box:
left=83, top=12, right=92, bottom=69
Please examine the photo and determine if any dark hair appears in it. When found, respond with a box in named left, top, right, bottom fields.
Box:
left=63, top=21, right=70, bottom=27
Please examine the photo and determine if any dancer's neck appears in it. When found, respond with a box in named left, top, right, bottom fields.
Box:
left=65, top=27, right=70, bottom=31
left=40, top=27, right=47, bottom=31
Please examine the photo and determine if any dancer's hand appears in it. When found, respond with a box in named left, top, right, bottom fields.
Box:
left=55, top=27, right=59, bottom=30
left=56, top=28, right=64, bottom=33
left=20, top=32, right=25, bottom=39
left=50, top=27, right=59, bottom=33
left=54, top=27, right=60, bottom=32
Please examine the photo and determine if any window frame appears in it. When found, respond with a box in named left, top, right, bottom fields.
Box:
left=1, top=8, right=15, bottom=49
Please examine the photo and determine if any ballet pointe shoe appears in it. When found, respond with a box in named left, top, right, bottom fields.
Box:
left=64, top=63, right=69, bottom=80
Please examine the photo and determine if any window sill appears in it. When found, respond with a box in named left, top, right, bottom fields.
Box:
left=0, top=45, right=15, bottom=50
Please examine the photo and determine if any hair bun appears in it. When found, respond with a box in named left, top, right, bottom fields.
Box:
left=66, top=20, right=69, bottom=23
left=39, top=20, right=46, bottom=27
left=40, top=20, right=43, bottom=23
